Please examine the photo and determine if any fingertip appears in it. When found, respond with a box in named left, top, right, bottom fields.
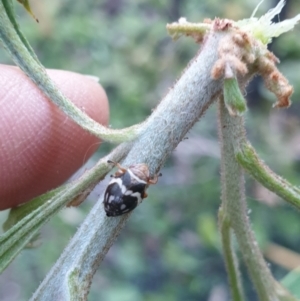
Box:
left=0, top=66, right=109, bottom=209
left=46, top=69, right=109, bottom=127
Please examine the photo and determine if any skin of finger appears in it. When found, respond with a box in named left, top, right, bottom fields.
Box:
left=0, top=66, right=109, bottom=210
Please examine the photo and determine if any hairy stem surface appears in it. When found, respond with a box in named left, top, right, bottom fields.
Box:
left=218, top=207, right=245, bottom=301
left=218, top=98, right=296, bottom=301
left=235, top=141, right=300, bottom=210
left=30, top=31, right=226, bottom=301
left=0, top=2, right=140, bottom=143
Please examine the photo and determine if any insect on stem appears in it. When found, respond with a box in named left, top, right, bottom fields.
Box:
left=103, top=161, right=161, bottom=217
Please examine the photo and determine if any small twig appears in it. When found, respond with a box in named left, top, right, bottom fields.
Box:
left=218, top=207, right=245, bottom=301
left=0, top=143, right=131, bottom=273
left=0, top=2, right=142, bottom=143
left=218, top=97, right=296, bottom=301
left=167, top=18, right=211, bottom=42
left=235, top=141, right=300, bottom=210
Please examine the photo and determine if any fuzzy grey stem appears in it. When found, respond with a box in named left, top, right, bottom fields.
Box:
left=218, top=97, right=276, bottom=300
left=218, top=208, right=245, bottom=301
left=30, top=32, right=225, bottom=301
left=218, top=98, right=296, bottom=301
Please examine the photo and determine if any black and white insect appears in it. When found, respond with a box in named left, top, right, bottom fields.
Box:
left=104, top=160, right=160, bottom=217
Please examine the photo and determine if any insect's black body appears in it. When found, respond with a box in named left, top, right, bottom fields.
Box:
left=103, top=161, right=160, bottom=217
left=104, top=169, right=146, bottom=216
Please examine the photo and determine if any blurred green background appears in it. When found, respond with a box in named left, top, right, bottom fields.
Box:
left=1, top=0, right=300, bottom=300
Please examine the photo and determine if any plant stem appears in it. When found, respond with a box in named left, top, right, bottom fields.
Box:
left=0, top=1, right=141, bottom=143
left=30, top=31, right=226, bottom=301
left=167, top=21, right=211, bottom=40
left=235, top=141, right=300, bottom=210
left=2, top=0, right=38, bottom=58
left=218, top=207, right=245, bottom=301
left=0, top=143, right=131, bottom=273
left=218, top=97, right=296, bottom=301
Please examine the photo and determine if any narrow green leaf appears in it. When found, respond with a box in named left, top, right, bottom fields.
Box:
left=2, top=186, right=65, bottom=233
left=16, top=0, right=38, bottom=22
left=0, top=1, right=141, bottom=143
left=235, top=141, right=300, bottom=210
left=0, top=142, right=128, bottom=273
left=0, top=187, right=69, bottom=273
left=223, top=78, right=247, bottom=116
left=2, top=0, right=39, bottom=58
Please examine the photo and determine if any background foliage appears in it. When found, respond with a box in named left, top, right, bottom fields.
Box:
left=0, top=0, right=300, bottom=300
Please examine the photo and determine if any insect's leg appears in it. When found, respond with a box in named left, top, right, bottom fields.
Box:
left=148, top=172, right=162, bottom=185
left=107, top=160, right=127, bottom=173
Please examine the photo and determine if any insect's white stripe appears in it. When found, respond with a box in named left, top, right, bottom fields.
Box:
left=109, top=177, right=127, bottom=193
left=127, top=169, right=147, bottom=184
left=130, top=192, right=143, bottom=204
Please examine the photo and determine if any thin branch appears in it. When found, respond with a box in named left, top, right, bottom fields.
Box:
left=218, top=208, right=245, bottom=301
left=218, top=97, right=296, bottom=301
left=167, top=18, right=211, bottom=42
left=0, top=143, right=131, bottom=273
left=235, top=141, right=300, bottom=210
left=30, top=31, right=226, bottom=301
left=0, top=2, right=141, bottom=143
